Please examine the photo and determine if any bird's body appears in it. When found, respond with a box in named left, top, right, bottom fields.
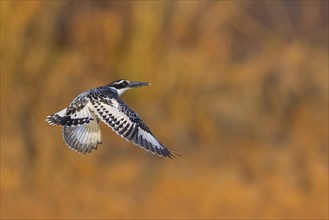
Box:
left=46, top=79, right=173, bottom=158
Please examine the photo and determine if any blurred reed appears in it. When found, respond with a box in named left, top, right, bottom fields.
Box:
left=1, top=1, right=328, bottom=219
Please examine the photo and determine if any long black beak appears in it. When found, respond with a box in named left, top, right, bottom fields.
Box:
left=128, top=81, right=151, bottom=88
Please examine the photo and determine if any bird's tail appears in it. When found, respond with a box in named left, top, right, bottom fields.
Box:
left=46, top=108, right=68, bottom=126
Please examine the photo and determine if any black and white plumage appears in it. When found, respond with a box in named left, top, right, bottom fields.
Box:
left=46, top=79, right=174, bottom=158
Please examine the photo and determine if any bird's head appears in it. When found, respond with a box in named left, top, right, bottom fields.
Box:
left=107, top=79, right=150, bottom=96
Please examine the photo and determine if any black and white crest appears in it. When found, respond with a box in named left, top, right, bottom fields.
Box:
left=46, top=80, right=175, bottom=158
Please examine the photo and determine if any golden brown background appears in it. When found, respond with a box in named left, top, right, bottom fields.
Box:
left=1, top=1, right=328, bottom=219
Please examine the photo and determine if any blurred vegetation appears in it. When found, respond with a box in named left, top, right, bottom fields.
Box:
left=1, top=1, right=328, bottom=219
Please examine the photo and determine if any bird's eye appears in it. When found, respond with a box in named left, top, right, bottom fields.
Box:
left=122, top=80, right=129, bottom=86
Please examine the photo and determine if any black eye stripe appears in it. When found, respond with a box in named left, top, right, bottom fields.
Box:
left=110, top=80, right=129, bottom=89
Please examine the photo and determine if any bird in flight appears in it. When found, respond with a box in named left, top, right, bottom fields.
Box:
left=46, top=79, right=174, bottom=158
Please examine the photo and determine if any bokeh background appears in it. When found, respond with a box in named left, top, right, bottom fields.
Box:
left=1, top=1, right=328, bottom=219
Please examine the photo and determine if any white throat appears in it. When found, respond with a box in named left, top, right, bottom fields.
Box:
left=116, top=88, right=129, bottom=96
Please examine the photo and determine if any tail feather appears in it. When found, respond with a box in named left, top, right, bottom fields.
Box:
left=46, top=108, right=67, bottom=126
left=46, top=107, right=94, bottom=126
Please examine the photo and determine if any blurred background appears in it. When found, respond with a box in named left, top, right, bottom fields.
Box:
left=1, top=1, right=328, bottom=219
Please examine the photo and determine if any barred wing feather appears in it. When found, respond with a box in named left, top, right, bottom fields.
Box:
left=92, top=98, right=173, bottom=158
left=47, top=103, right=102, bottom=154
left=62, top=118, right=102, bottom=154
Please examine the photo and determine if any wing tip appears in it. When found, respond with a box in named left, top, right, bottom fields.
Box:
left=161, top=147, right=181, bottom=159
left=64, top=141, right=100, bottom=155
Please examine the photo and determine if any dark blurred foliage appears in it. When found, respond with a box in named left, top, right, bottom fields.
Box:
left=1, top=1, right=328, bottom=219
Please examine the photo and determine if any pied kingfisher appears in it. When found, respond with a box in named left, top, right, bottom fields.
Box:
left=46, top=79, right=174, bottom=158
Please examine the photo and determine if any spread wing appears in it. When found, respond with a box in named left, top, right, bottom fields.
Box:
left=46, top=96, right=102, bottom=154
left=62, top=118, right=102, bottom=154
left=91, top=97, right=173, bottom=158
